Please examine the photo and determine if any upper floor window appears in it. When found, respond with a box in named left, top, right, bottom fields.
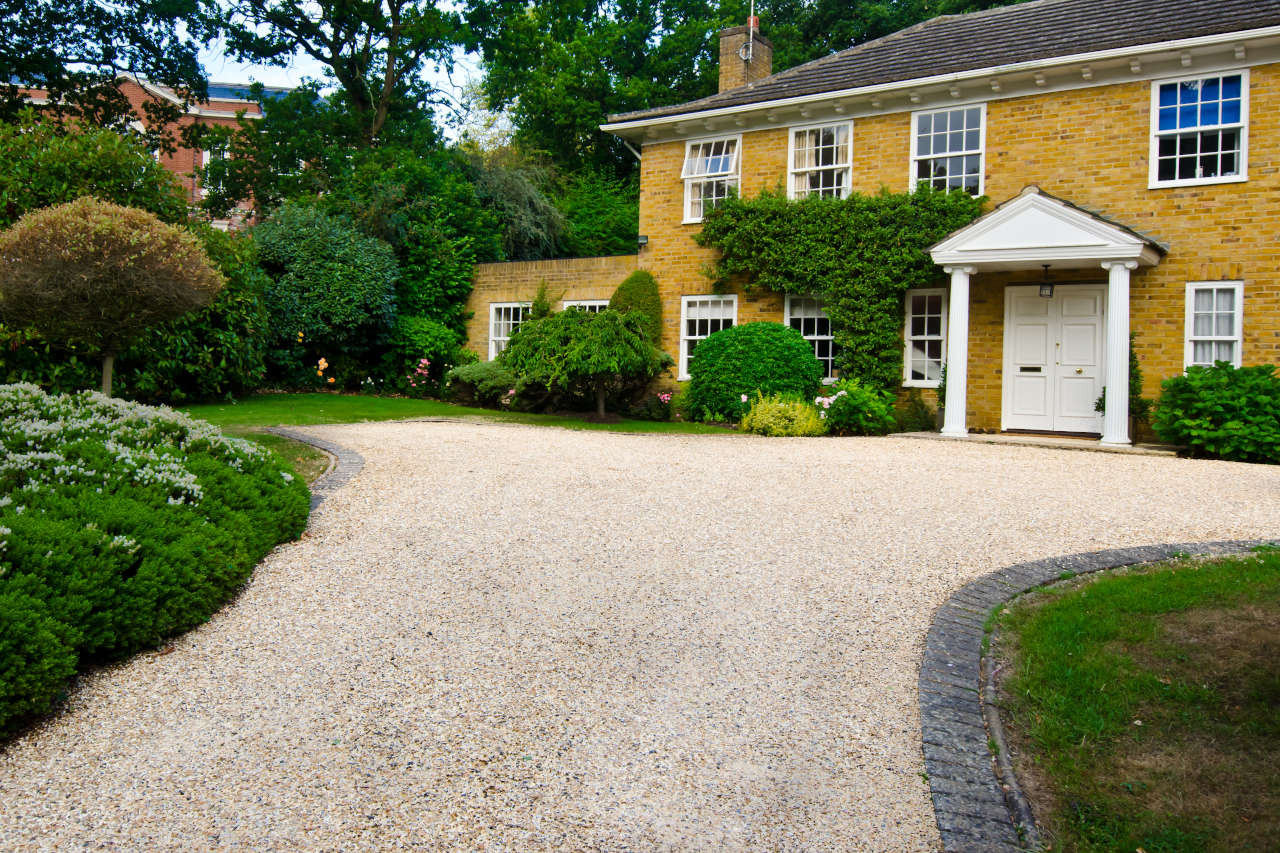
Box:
left=489, top=302, right=530, bottom=360
left=785, top=295, right=838, bottom=379
left=789, top=123, right=852, bottom=199
left=1151, top=72, right=1248, bottom=187
left=562, top=299, right=610, bottom=313
left=682, top=136, right=739, bottom=222
left=1185, top=282, right=1242, bottom=368
left=911, top=105, right=983, bottom=195
left=903, top=288, right=947, bottom=387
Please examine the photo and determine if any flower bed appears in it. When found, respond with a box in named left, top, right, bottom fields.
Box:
left=0, top=384, right=309, bottom=734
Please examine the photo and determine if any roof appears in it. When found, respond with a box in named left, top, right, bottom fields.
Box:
left=609, top=0, right=1280, bottom=123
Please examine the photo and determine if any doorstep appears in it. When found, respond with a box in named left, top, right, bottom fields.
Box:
left=896, top=431, right=1178, bottom=456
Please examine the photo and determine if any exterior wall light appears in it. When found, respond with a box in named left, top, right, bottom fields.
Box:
left=1039, top=264, right=1054, bottom=298
left=637, top=234, right=649, bottom=248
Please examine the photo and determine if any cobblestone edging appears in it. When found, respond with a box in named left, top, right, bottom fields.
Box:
left=919, top=539, right=1277, bottom=852
left=264, top=426, right=365, bottom=511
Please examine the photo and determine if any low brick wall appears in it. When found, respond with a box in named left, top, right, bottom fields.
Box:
left=464, top=255, right=639, bottom=359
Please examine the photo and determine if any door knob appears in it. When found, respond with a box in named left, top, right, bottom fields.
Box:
left=1075, top=368, right=1083, bottom=374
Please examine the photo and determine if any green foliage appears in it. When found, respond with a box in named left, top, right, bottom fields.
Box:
left=608, top=270, right=663, bottom=342
left=817, top=378, right=896, bottom=436
left=0, top=113, right=189, bottom=228
left=467, top=149, right=564, bottom=261
left=499, top=308, right=671, bottom=417
left=445, top=360, right=519, bottom=406
left=696, top=186, right=984, bottom=391
left=686, top=322, right=822, bottom=422
left=894, top=388, right=936, bottom=432
left=740, top=392, right=828, bottom=436
left=1152, top=363, right=1280, bottom=463
left=0, top=384, right=309, bottom=734
left=554, top=170, right=639, bottom=257
left=387, top=315, right=468, bottom=394
left=253, top=202, right=398, bottom=385
left=1096, top=332, right=1154, bottom=422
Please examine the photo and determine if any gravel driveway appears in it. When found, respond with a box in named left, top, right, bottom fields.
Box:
left=2, top=422, right=1277, bottom=851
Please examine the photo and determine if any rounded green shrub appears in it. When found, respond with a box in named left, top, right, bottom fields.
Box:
left=608, top=270, right=662, bottom=343
left=445, top=360, right=518, bottom=407
left=686, top=322, right=823, bottom=422
left=817, top=378, right=897, bottom=436
left=1153, top=363, right=1280, bottom=463
left=740, top=393, right=828, bottom=437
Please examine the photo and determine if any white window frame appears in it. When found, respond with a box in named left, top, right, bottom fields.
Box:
left=902, top=287, right=948, bottom=388
left=1184, top=281, right=1243, bottom=368
left=909, top=103, right=986, bottom=196
left=784, top=294, right=838, bottom=380
left=787, top=121, right=854, bottom=200
left=199, top=146, right=228, bottom=199
left=488, top=302, right=531, bottom=360
left=562, top=299, right=610, bottom=313
left=1149, top=70, right=1249, bottom=189
left=682, top=135, right=741, bottom=224
left=679, top=294, right=737, bottom=380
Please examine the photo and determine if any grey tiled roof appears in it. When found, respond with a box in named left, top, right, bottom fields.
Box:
left=609, top=0, right=1280, bottom=123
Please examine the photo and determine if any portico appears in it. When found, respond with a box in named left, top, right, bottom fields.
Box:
left=929, top=187, right=1165, bottom=445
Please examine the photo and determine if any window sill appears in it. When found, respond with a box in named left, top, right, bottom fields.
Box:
left=1149, top=174, right=1248, bottom=190
left=903, top=380, right=942, bottom=389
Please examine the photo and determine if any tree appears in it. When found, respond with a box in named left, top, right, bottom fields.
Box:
left=0, top=198, right=224, bottom=395
left=499, top=308, right=670, bottom=418
left=0, top=0, right=210, bottom=151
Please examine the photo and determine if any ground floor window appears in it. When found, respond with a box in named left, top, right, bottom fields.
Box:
left=489, top=302, right=531, bottom=359
left=903, top=288, right=947, bottom=387
left=785, top=295, right=838, bottom=379
left=562, top=299, right=610, bottom=312
left=1185, top=281, right=1242, bottom=367
left=680, top=295, right=736, bottom=379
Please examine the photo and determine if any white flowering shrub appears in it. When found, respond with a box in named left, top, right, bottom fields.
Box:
left=0, top=384, right=309, bottom=734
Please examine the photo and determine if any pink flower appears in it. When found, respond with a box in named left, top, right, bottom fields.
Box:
left=740, top=394, right=749, bottom=403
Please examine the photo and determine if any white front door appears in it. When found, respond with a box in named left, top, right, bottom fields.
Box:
left=1002, top=285, right=1106, bottom=434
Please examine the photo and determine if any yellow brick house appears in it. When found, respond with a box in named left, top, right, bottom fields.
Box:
left=467, top=0, right=1280, bottom=445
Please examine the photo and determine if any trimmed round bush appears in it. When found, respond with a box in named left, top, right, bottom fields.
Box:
left=1153, top=363, right=1279, bottom=463
left=686, top=322, right=823, bottom=422
left=0, top=384, right=310, bottom=735
left=608, top=270, right=663, bottom=343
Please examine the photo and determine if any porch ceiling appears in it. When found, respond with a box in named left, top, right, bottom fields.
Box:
left=929, top=186, right=1166, bottom=272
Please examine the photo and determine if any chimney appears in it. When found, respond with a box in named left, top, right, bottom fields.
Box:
left=718, top=22, right=773, bottom=93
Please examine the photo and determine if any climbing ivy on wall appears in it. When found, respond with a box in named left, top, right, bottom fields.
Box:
left=696, top=186, right=984, bottom=391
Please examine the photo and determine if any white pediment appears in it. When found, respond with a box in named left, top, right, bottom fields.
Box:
left=930, top=187, right=1164, bottom=271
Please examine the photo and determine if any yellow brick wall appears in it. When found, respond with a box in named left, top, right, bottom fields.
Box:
left=464, top=255, right=638, bottom=359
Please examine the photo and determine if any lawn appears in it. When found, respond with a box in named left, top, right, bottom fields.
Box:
left=992, top=549, right=1280, bottom=852
left=181, top=393, right=735, bottom=483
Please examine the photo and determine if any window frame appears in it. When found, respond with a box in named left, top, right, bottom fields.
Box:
left=682, top=134, right=742, bottom=224
left=902, top=287, right=948, bottom=388
left=1184, top=281, right=1243, bottom=369
left=561, top=299, right=611, bottom=313
left=787, top=121, right=854, bottom=200
left=908, top=103, right=986, bottom=196
left=1149, top=70, right=1249, bottom=189
left=488, top=301, right=531, bottom=360
left=679, top=294, right=738, bottom=380
left=784, top=294, right=839, bottom=381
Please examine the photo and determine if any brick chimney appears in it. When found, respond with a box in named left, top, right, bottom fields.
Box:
left=718, top=23, right=773, bottom=93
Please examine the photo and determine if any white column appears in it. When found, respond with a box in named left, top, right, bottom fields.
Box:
left=1100, top=260, right=1137, bottom=446
left=941, top=265, right=976, bottom=437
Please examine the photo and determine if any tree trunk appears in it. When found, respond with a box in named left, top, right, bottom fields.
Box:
left=595, top=383, right=607, bottom=419
left=101, top=350, right=115, bottom=396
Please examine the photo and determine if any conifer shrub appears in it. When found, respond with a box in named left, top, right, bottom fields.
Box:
left=686, top=322, right=822, bottom=422
left=608, top=270, right=663, bottom=343
left=0, top=384, right=309, bottom=735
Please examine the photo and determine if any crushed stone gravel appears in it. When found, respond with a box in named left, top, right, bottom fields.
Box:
left=2, top=422, right=1277, bottom=852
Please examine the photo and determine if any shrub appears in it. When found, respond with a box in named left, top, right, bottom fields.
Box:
left=686, top=322, right=823, bottom=422
left=629, top=390, right=673, bottom=421
left=0, top=384, right=309, bottom=734
left=0, top=198, right=224, bottom=395
left=554, top=170, right=639, bottom=258
left=608, top=270, right=663, bottom=343
left=1152, top=363, right=1280, bottom=463
left=253, top=202, right=398, bottom=387
left=740, top=393, right=828, bottom=437
left=894, top=388, right=936, bottom=432
left=818, top=378, right=897, bottom=436
left=445, top=360, right=519, bottom=407
left=499, top=308, right=671, bottom=418
left=387, top=315, right=466, bottom=395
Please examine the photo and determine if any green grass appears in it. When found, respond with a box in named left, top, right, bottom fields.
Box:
left=995, top=549, right=1280, bottom=852
left=181, top=393, right=734, bottom=435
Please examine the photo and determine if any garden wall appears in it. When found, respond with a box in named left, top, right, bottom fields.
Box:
left=464, top=255, right=639, bottom=359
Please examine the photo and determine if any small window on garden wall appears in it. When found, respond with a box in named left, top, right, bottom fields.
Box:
left=489, top=302, right=531, bottom=360
left=785, top=295, right=839, bottom=379
left=1184, top=281, right=1242, bottom=368
left=680, top=295, right=736, bottom=379
left=1151, top=72, right=1247, bottom=187
left=562, top=299, right=610, bottom=313
left=789, top=122, right=852, bottom=199
left=911, top=105, right=983, bottom=195
left=903, top=288, right=947, bottom=387
left=682, top=136, right=740, bottom=222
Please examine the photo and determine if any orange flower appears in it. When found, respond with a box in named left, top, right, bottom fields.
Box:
left=327, top=377, right=335, bottom=384
left=316, top=370, right=323, bottom=376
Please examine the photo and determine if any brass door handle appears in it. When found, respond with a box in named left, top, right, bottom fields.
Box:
left=1075, top=368, right=1084, bottom=374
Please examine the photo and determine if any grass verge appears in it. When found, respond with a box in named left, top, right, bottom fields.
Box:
left=993, top=549, right=1280, bottom=852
